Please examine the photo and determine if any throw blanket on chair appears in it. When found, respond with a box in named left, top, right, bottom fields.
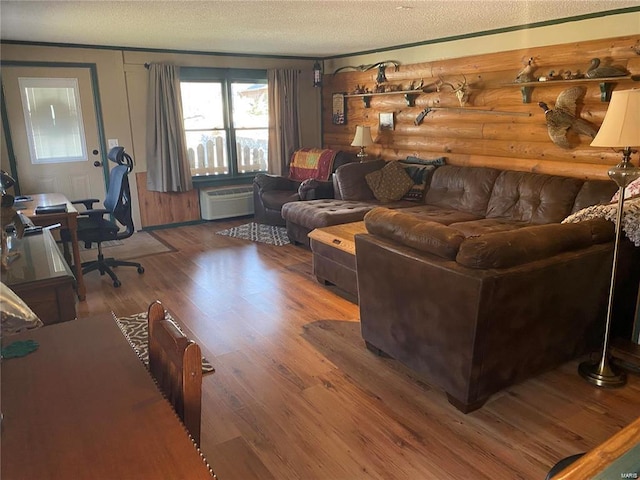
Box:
left=288, top=148, right=338, bottom=181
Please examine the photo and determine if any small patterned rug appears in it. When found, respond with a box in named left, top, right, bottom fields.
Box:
left=216, top=222, right=291, bottom=246
left=81, top=239, right=124, bottom=250
left=113, top=310, right=215, bottom=374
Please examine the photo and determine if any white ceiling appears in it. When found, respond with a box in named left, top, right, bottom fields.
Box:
left=0, top=1, right=638, bottom=58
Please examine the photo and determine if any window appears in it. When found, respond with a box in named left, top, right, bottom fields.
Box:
left=18, top=77, right=88, bottom=164
left=181, top=68, right=268, bottom=180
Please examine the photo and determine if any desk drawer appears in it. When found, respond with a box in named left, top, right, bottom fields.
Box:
left=10, top=277, right=76, bottom=325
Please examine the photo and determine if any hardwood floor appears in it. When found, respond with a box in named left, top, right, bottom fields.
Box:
left=76, top=218, right=640, bottom=480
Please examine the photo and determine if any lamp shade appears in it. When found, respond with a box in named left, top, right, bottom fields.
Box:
left=591, top=89, right=640, bottom=148
left=351, top=126, right=373, bottom=147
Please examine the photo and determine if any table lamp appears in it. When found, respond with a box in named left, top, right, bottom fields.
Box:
left=351, top=126, right=374, bottom=161
left=579, top=88, right=640, bottom=388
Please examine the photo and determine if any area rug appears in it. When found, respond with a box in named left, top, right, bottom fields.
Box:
left=81, top=239, right=123, bottom=250
left=113, top=310, right=215, bottom=374
left=216, top=222, right=291, bottom=246
left=78, top=231, right=175, bottom=263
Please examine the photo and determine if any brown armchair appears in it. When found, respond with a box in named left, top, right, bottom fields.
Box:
left=253, top=149, right=356, bottom=226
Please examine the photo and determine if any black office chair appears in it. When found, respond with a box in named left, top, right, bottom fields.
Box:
left=62, top=146, right=144, bottom=287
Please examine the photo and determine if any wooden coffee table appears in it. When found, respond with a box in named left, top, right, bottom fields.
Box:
left=308, top=221, right=367, bottom=301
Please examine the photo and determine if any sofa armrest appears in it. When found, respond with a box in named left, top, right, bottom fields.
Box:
left=298, top=178, right=335, bottom=200
left=364, top=207, right=615, bottom=268
left=253, top=173, right=300, bottom=192
left=364, top=207, right=465, bottom=260
left=456, top=219, right=614, bottom=269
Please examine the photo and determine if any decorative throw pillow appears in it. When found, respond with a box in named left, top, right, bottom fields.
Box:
left=399, top=156, right=446, bottom=201
left=562, top=196, right=640, bottom=246
left=365, top=161, right=414, bottom=203
left=611, top=176, right=640, bottom=202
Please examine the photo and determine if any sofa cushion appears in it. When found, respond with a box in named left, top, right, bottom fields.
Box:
left=455, top=221, right=605, bottom=269
left=334, top=159, right=386, bottom=201
left=572, top=180, right=618, bottom=213
left=254, top=173, right=300, bottom=191
left=365, top=161, right=414, bottom=202
left=261, top=190, right=301, bottom=210
left=424, top=166, right=501, bottom=216
left=398, top=156, right=446, bottom=202
left=364, top=207, right=465, bottom=260
left=449, top=218, right=530, bottom=237
left=282, top=199, right=379, bottom=229
left=385, top=204, right=482, bottom=226
left=486, top=171, right=583, bottom=224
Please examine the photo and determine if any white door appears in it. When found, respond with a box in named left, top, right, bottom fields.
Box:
left=2, top=65, right=106, bottom=200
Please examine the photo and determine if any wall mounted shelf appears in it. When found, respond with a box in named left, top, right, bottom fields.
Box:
left=506, top=75, right=640, bottom=103
left=344, top=90, right=423, bottom=108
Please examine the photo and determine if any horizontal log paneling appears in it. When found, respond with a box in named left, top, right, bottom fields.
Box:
left=322, top=35, right=640, bottom=180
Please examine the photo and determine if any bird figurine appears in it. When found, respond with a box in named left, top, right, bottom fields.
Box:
left=585, top=58, right=628, bottom=78
left=514, top=57, right=538, bottom=83
left=538, top=86, right=598, bottom=149
left=561, top=70, right=584, bottom=80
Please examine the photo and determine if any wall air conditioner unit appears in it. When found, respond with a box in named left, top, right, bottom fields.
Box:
left=199, top=185, right=254, bottom=220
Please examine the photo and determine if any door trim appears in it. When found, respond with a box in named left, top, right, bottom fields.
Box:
left=0, top=61, right=109, bottom=194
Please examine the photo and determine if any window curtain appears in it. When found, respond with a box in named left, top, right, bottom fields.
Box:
left=267, top=69, right=301, bottom=176
left=145, top=63, right=193, bottom=192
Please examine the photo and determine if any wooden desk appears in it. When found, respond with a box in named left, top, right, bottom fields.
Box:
left=1, top=314, right=214, bottom=479
left=0, top=229, right=76, bottom=325
left=16, top=193, right=86, bottom=300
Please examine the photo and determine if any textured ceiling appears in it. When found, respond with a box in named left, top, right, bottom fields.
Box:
left=0, top=1, right=638, bottom=58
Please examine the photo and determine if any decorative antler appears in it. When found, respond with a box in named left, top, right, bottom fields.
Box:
left=436, top=74, right=469, bottom=106
left=333, top=61, right=400, bottom=77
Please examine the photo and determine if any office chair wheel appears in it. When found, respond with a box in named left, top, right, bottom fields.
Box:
left=113, top=280, right=122, bottom=288
left=137, top=266, right=145, bottom=274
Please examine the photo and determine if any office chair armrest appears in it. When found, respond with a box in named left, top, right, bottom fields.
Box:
left=71, top=198, right=101, bottom=210
left=79, top=208, right=110, bottom=220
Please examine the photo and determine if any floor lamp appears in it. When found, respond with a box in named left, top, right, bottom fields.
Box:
left=578, top=88, right=640, bottom=388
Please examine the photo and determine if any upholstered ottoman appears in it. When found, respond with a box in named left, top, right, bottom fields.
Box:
left=283, top=199, right=378, bottom=246
left=282, top=198, right=412, bottom=247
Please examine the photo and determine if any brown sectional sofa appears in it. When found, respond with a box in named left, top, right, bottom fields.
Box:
left=355, top=164, right=638, bottom=413
left=282, top=159, right=421, bottom=246
left=283, top=159, right=639, bottom=413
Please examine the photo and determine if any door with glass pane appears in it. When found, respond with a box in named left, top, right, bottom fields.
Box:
left=2, top=66, right=106, bottom=200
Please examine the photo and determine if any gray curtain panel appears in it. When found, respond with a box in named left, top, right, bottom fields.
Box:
left=145, top=64, right=193, bottom=192
left=267, top=69, right=301, bottom=176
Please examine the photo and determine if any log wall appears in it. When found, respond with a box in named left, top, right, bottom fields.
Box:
left=321, top=35, right=640, bottom=180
